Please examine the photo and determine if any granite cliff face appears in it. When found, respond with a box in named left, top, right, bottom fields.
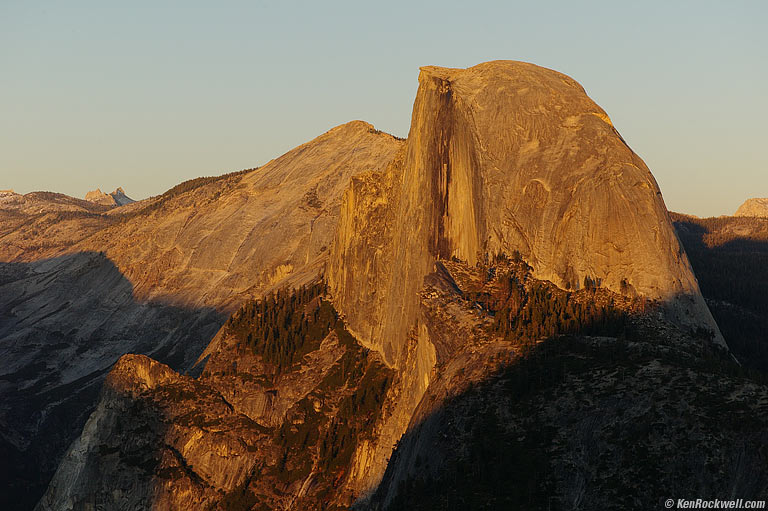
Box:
left=28, top=62, right=748, bottom=510
left=735, top=198, right=768, bottom=218
left=0, top=121, right=402, bottom=509
left=329, top=61, right=722, bottom=369
left=325, top=61, right=725, bottom=500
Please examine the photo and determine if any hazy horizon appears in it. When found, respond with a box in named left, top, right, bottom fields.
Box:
left=2, top=1, right=766, bottom=217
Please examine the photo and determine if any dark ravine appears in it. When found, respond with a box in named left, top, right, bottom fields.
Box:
left=19, top=61, right=768, bottom=510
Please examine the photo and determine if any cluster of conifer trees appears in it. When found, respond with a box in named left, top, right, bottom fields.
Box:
left=225, top=282, right=334, bottom=370
left=226, top=281, right=393, bottom=501
left=480, top=271, right=629, bottom=345
left=161, top=167, right=256, bottom=201
left=317, top=351, right=392, bottom=477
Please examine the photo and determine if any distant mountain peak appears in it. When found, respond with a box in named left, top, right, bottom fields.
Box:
left=84, top=187, right=135, bottom=207
left=735, top=198, right=768, bottom=218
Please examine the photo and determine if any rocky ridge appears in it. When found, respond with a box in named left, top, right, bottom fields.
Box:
left=37, top=287, right=395, bottom=510
left=0, top=121, right=402, bottom=510
left=31, top=61, right=746, bottom=511
left=84, top=187, right=135, bottom=207
left=37, top=256, right=766, bottom=510
left=735, top=198, right=768, bottom=218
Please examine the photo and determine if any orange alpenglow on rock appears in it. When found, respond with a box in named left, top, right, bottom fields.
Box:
left=735, top=198, right=768, bottom=217
left=31, top=62, right=734, bottom=511
left=84, top=187, right=135, bottom=207
left=328, top=60, right=724, bottom=366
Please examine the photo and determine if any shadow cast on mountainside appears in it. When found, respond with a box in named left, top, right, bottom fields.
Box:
left=35, top=354, right=237, bottom=511
left=0, top=252, right=224, bottom=511
left=369, top=330, right=768, bottom=511
left=363, top=255, right=759, bottom=509
left=35, top=284, right=398, bottom=510
left=23, top=264, right=767, bottom=510
left=672, top=216, right=768, bottom=372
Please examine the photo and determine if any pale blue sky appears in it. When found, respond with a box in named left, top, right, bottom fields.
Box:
left=1, top=1, right=766, bottom=216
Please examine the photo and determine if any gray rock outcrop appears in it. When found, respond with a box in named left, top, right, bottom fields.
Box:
left=84, top=187, right=135, bottom=207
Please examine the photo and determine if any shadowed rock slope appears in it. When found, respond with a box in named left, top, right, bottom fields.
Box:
left=672, top=212, right=768, bottom=372
left=374, top=313, right=768, bottom=510
left=0, top=121, right=402, bottom=510
left=38, top=259, right=767, bottom=511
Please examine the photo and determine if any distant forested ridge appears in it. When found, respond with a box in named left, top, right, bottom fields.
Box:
left=672, top=212, right=768, bottom=372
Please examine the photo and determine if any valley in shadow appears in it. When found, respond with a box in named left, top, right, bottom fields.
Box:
left=0, top=252, right=224, bottom=511
left=672, top=213, right=768, bottom=373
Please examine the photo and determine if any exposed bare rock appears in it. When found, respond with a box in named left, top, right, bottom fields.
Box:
left=325, top=61, right=726, bottom=501
left=198, top=324, right=347, bottom=428
left=735, top=198, right=768, bottom=217
left=71, top=121, right=402, bottom=311
left=36, top=295, right=395, bottom=511
left=84, top=187, right=135, bottom=207
left=84, top=188, right=107, bottom=203
left=329, top=61, right=723, bottom=370
left=110, top=187, right=134, bottom=206
left=35, top=354, right=265, bottom=511
left=0, top=121, right=402, bottom=509
left=27, top=61, right=745, bottom=511
left=36, top=257, right=765, bottom=511
left=0, top=190, right=108, bottom=216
